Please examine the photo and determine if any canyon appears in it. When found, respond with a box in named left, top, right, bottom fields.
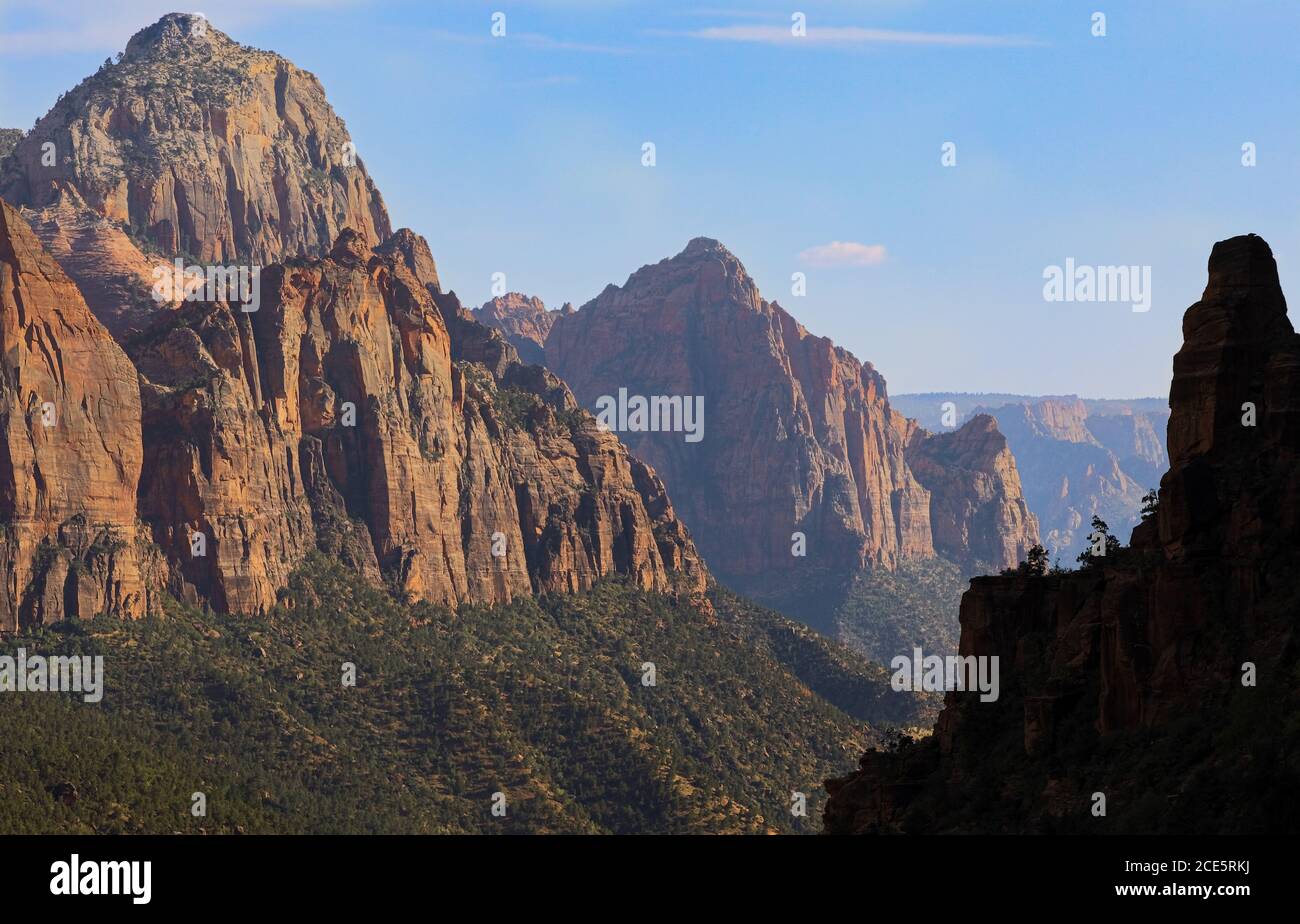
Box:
left=490, top=241, right=1041, bottom=589
left=824, top=234, right=1300, bottom=834
left=479, top=239, right=1039, bottom=660
left=893, top=392, right=1170, bottom=561
left=0, top=13, right=704, bottom=627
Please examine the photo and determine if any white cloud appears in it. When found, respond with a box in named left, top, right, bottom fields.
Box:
left=671, top=25, right=1042, bottom=48
left=799, top=241, right=888, bottom=267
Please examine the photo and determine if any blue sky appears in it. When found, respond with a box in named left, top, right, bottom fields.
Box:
left=2, top=0, right=1297, bottom=397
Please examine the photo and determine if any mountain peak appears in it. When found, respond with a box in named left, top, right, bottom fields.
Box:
left=1201, top=233, right=1284, bottom=308
left=471, top=293, right=564, bottom=365
left=124, top=13, right=235, bottom=61
left=681, top=236, right=729, bottom=255
left=0, top=12, right=391, bottom=279
left=676, top=237, right=750, bottom=269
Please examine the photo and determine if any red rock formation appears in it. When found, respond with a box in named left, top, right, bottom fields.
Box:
left=824, top=234, right=1300, bottom=834
left=473, top=294, right=572, bottom=365
left=130, top=296, right=316, bottom=615
left=542, top=238, right=1037, bottom=594
left=979, top=398, right=1155, bottom=557
left=16, top=189, right=185, bottom=340
left=0, top=14, right=703, bottom=617
left=0, top=13, right=390, bottom=335
left=905, top=414, right=1039, bottom=571
left=129, top=228, right=705, bottom=613
left=891, top=393, right=1172, bottom=560
left=0, top=200, right=162, bottom=630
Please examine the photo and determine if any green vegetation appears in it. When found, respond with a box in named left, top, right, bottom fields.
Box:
left=1076, top=515, right=1121, bottom=568
left=0, top=127, right=21, bottom=162
left=731, top=557, right=968, bottom=727
left=490, top=387, right=543, bottom=432
left=1004, top=543, right=1054, bottom=577
left=0, top=555, right=911, bottom=834
left=831, top=559, right=969, bottom=666
left=751, top=557, right=970, bottom=669
left=861, top=613, right=1300, bottom=834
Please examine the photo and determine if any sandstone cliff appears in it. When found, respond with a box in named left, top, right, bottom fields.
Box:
left=473, top=293, right=572, bottom=365
left=981, top=398, right=1165, bottom=558
left=905, top=414, right=1038, bottom=572
left=1, top=14, right=704, bottom=620
left=16, top=188, right=181, bottom=339
left=824, top=234, right=1300, bottom=834
left=893, top=392, right=1170, bottom=560
left=541, top=238, right=1037, bottom=596
left=0, top=13, right=390, bottom=338
left=126, top=228, right=704, bottom=614
left=0, top=200, right=162, bottom=630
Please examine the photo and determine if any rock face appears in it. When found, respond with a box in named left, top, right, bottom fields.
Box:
left=892, top=392, right=1170, bottom=560
left=1, top=14, right=704, bottom=620
left=824, top=235, right=1300, bottom=834
left=981, top=398, right=1168, bottom=558
left=0, top=13, right=390, bottom=337
left=0, top=129, right=20, bottom=161
left=0, top=200, right=161, bottom=630
left=473, top=294, right=572, bottom=365
left=905, top=414, right=1039, bottom=571
left=16, top=188, right=180, bottom=339
left=539, top=238, right=1037, bottom=596
left=127, top=228, right=705, bottom=613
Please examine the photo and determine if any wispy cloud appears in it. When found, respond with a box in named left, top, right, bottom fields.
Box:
left=799, top=242, right=888, bottom=267
left=664, top=25, right=1042, bottom=48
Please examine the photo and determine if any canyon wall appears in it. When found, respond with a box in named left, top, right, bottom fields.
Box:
left=824, top=234, right=1300, bottom=834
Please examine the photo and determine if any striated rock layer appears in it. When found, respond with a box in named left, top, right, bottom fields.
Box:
left=0, top=13, right=390, bottom=338
left=824, top=234, right=1300, bottom=834
left=541, top=238, right=1038, bottom=593
left=0, top=200, right=163, bottom=630
left=16, top=188, right=181, bottom=340
left=127, top=228, right=705, bottom=614
left=2, top=14, right=704, bottom=619
left=905, top=414, right=1038, bottom=572
left=891, top=393, right=1170, bottom=560
left=473, top=293, right=572, bottom=366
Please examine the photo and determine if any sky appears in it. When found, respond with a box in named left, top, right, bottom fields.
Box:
left=1, top=0, right=1298, bottom=398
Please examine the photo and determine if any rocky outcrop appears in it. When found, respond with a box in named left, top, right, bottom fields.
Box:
left=473, top=294, right=572, bottom=365
left=542, top=238, right=1037, bottom=596
left=983, top=399, right=1165, bottom=558
left=127, top=228, right=705, bottom=613
left=905, top=414, right=1039, bottom=571
left=16, top=188, right=181, bottom=339
left=893, top=392, right=1170, bottom=560
left=0, top=13, right=390, bottom=336
left=824, top=234, right=1300, bottom=834
left=0, top=129, right=20, bottom=161
left=0, top=200, right=162, bottom=630
left=0, top=14, right=704, bottom=619
left=129, top=295, right=316, bottom=615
